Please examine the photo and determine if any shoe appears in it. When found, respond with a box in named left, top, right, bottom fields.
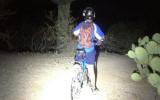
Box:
left=91, top=86, right=99, bottom=95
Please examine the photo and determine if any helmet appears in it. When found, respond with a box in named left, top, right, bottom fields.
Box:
left=82, top=7, right=95, bottom=20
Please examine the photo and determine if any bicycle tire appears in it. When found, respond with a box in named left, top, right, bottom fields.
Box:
left=71, top=72, right=83, bottom=100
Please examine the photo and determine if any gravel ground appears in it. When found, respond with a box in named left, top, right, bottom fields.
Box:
left=0, top=52, right=159, bottom=100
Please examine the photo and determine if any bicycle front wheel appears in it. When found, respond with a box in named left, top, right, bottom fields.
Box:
left=71, top=72, right=83, bottom=100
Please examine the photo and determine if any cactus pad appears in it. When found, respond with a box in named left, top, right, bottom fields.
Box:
left=139, top=36, right=149, bottom=46
left=148, top=73, right=160, bottom=88
left=158, top=86, right=160, bottom=95
left=135, top=47, right=149, bottom=64
left=131, top=43, right=136, bottom=51
left=127, top=50, right=136, bottom=58
left=152, top=33, right=160, bottom=43
left=155, top=45, right=160, bottom=55
left=131, top=72, right=142, bottom=81
left=138, top=37, right=142, bottom=46
left=146, top=41, right=158, bottom=54
left=150, top=57, right=160, bottom=72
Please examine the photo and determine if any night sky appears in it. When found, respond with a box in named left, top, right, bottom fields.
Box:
left=70, top=0, right=160, bottom=31
left=3, top=0, right=160, bottom=31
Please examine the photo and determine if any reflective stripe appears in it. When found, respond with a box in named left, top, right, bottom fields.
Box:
left=73, top=29, right=80, bottom=36
left=73, top=22, right=82, bottom=36
left=93, top=24, right=102, bottom=40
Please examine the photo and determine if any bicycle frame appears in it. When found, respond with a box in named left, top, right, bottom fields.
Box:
left=71, top=48, right=90, bottom=100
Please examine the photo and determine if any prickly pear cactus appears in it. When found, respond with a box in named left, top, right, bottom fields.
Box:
left=131, top=44, right=136, bottom=51
left=148, top=73, right=160, bottom=88
left=135, top=47, right=149, bottom=64
left=131, top=72, right=142, bottom=81
left=146, top=41, right=158, bottom=54
left=127, top=50, right=136, bottom=58
left=152, top=33, right=160, bottom=43
left=150, top=57, right=160, bottom=72
left=139, top=36, right=149, bottom=46
left=155, top=45, right=160, bottom=54
left=158, top=87, right=160, bottom=95
left=127, top=33, right=160, bottom=95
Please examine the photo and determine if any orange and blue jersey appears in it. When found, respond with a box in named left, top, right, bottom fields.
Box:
left=73, top=21, right=104, bottom=64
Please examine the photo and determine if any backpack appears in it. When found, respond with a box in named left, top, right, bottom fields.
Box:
left=79, top=22, right=94, bottom=48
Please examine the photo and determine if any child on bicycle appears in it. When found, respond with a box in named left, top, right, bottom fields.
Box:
left=72, top=7, right=105, bottom=94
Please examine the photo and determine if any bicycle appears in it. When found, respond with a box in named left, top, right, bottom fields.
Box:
left=70, top=48, right=91, bottom=100
left=70, top=40, right=104, bottom=100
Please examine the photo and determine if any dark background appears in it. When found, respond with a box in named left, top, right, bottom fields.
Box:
left=1, top=0, right=160, bottom=32
left=71, top=0, right=160, bottom=32
left=0, top=0, right=160, bottom=52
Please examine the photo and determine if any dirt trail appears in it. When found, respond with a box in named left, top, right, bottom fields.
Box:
left=0, top=52, right=159, bottom=100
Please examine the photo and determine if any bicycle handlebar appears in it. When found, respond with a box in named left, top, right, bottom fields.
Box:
left=93, top=39, right=105, bottom=50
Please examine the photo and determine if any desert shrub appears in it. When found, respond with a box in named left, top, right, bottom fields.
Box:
left=105, top=21, right=147, bottom=54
